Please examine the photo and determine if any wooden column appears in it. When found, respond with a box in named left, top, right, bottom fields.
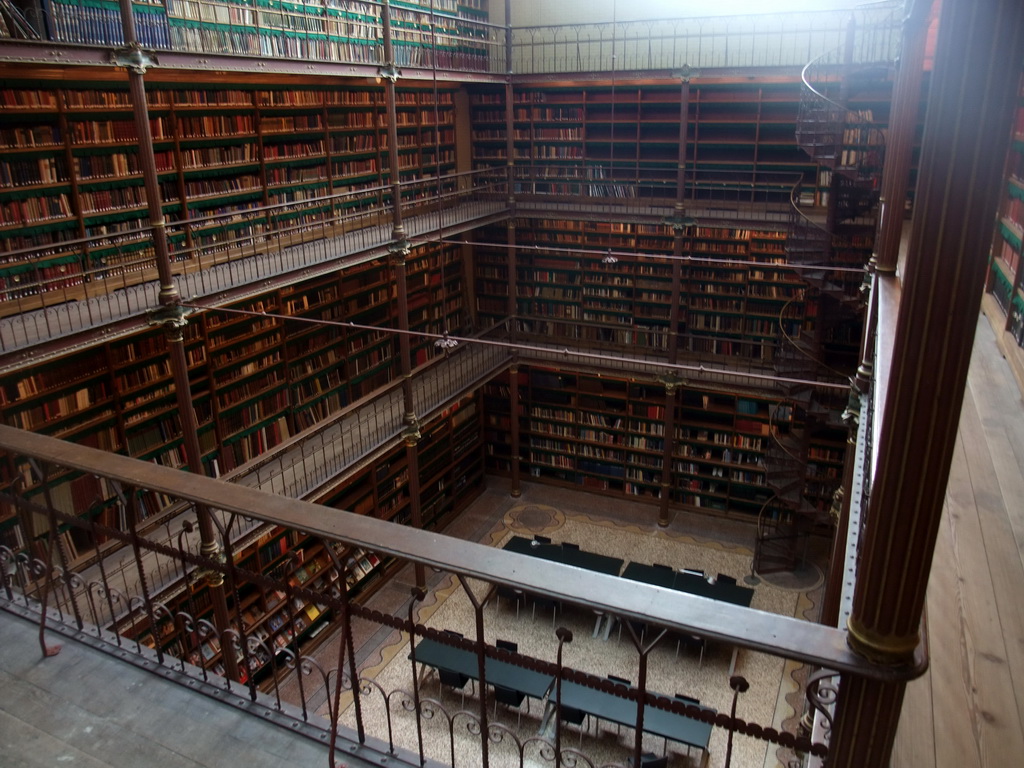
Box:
left=821, top=275, right=877, bottom=627
left=509, top=362, right=522, bottom=497
left=115, top=0, right=239, bottom=681
left=382, top=1, right=424, bottom=586
left=873, top=0, right=932, bottom=273
left=830, top=0, right=1024, bottom=764
left=504, top=16, right=518, bottom=339
left=657, top=72, right=693, bottom=527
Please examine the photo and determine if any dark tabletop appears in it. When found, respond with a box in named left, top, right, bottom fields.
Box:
left=411, top=636, right=555, bottom=699
left=503, top=536, right=624, bottom=576
left=557, top=679, right=714, bottom=750
left=622, top=562, right=754, bottom=607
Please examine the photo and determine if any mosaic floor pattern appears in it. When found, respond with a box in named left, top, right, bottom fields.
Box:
left=334, top=501, right=818, bottom=768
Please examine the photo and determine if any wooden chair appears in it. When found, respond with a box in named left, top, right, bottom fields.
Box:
left=437, top=667, right=472, bottom=708
left=557, top=703, right=588, bottom=746
left=493, top=684, right=529, bottom=727
left=531, top=594, right=560, bottom=626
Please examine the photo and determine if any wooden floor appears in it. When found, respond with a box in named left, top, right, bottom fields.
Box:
left=892, top=313, right=1024, bottom=767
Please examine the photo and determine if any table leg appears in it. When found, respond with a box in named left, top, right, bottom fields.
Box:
left=602, top=614, right=616, bottom=641
left=537, top=700, right=555, bottom=735
left=416, top=661, right=433, bottom=687
left=592, top=612, right=604, bottom=638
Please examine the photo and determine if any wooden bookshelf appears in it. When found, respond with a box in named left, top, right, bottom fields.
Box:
left=114, top=390, right=484, bottom=685
left=987, top=71, right=1024, bottom=346
left=468, top=80, right=818, bottom=193
left=472, top=217, right=809, bottom=363
left=121, top=524, right=383, bottom=686
left=5, top=1, right=491, bottom=72
left=0, top=240, right=470, bottom=557
left=316, top=392, right=484, bottom=530
left=0, top=76, right=461, bottom=306
left=483, top=365, right=824, bottom=519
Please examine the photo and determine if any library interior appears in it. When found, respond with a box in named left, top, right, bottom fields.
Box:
left=1, top=1, right=1024, bottom=767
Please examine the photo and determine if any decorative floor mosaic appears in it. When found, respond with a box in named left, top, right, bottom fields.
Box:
left=333, top=500, right=822, bottom=768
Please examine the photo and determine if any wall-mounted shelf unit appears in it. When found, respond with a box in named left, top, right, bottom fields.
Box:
left=481, top=365, right=831, bottom=520
left=0, top=77, right=460, bottom=307
left=0, top=240, right=470, bottom=561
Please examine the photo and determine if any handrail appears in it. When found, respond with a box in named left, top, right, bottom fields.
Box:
left=0, top=421, right=924, bottom=681
left=510, top=3, right=902, bottom=75
left=798, top=28, right=892, bottom=171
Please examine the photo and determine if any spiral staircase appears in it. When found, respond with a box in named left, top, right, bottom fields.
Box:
left=753, top=39, right=891, bottom=576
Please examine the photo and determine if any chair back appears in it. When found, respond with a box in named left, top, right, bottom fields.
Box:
left=494, top=685, right=526, bottom=707
left=438, top=669, right=469, bottom=689
left=559, top=704, right=586, bottom=725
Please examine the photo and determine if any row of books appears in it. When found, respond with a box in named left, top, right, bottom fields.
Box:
left=0, top=156, right=65, bottom=187
left=47, top=3, right=171, bottom=48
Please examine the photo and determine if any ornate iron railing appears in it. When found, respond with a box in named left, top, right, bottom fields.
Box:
left=510, top=4, right=902, bottom=76
left=0, top=421, right=923, bottom=768
left=0, top=168, right=509, bottom=363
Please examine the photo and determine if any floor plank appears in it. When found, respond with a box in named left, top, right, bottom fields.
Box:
left=894, top=318, right=1024, bottom=767
left=946, top=403, right=1024, bottom=765
left=892, top=641, right=935, bottom=768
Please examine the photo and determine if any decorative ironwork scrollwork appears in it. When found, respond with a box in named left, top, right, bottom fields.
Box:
left=806, top=668, right=841, bottom=742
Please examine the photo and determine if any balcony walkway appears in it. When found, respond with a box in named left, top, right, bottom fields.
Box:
left=66, top=335, right=513, bottom=627
left=0, top=610, right=340, bottom=768
left=0, top=199, right=507, bottom=368
left=0, top=191, right=819, bottom=370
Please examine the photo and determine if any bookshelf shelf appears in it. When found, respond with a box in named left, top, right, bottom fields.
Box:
left=7, top=0, right=493, bottom=73
left=0, top=75, right=460, bottom=307
left=1, top=236, right=470, bottom=550
left=472, top=216, right=808, bottom=362
left=987, top=73, right=1024, bottom=345
left=483, top=365, right=811, bottom=517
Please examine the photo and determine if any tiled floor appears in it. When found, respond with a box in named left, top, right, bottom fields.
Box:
left=299, top=481, right=826, bottom=768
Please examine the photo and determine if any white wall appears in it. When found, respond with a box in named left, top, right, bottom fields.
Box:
left=502, top=0, right=901, bottom=74
left=504, top=0, right=869, bottom=27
